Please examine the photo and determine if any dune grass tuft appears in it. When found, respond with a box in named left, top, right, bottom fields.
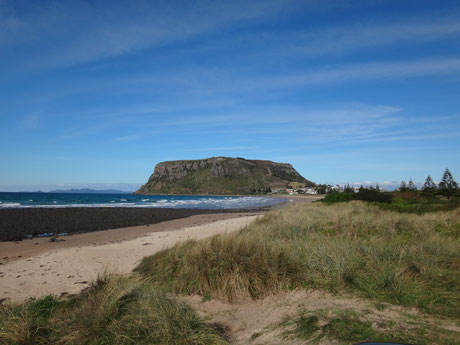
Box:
left=279, top=308, right=460, bottom=345
left=136, top=201, right=460, bottom=318
left=0, top=274, right=228, bottom=345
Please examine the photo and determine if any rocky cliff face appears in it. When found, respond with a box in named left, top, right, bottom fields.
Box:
left=135, top=157, right=314, bottom=195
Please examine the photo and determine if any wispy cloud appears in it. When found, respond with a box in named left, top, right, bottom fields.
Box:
left=1, top=0, right=295, bottom=71
left=8, top=1, right=459, bottom=73
left=184, top=146, right=259, bottom=152
left=95, top=58, right=460, bottom=96
left=231, top=58, right=460, bottom=92
left=187, top=12, right=460, bottom=59
left=95, top=103, right=416, bottom=148
left=278, top=15, right=460, bottom=57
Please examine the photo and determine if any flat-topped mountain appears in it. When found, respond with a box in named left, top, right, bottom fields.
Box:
left=135, top=157, right=314, bottom=195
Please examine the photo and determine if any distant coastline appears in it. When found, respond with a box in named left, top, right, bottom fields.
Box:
left=47, top=188, right=132, bottom=194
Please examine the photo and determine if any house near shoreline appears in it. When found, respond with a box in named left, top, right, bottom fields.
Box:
left=271, top=187, right=318, bottom=195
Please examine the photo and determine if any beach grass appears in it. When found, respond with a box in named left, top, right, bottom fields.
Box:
left=278, top=308, right=460, bottom=345
left=2, top=201, right=459, bottom=344
left=136, top=201, right=460, bottom=318
left=0, top=273, right=228, bottom=345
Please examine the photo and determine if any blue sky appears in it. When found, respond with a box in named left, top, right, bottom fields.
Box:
left=1, top=0, right=459, bottom=191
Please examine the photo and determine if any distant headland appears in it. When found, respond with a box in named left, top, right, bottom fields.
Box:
left=48, top=188, right=132, bottom=194
left=135, top=157, right=315, bottom=195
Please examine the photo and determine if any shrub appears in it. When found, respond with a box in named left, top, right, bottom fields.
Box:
left=354, top=189, right=392, bottom=203
left=320, top=191, right=355, bottom=203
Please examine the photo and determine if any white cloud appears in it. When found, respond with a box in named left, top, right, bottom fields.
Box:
left=1, top=0, right=295, bottom=70
left=285, top=16, right=460, bottom=57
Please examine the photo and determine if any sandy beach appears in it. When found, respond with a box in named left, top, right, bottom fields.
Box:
left=0, top=196, right=320, bottom=304
left=0, top=213, right=260, bottom=303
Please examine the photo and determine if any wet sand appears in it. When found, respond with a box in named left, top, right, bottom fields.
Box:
left=0, top=207, right=266, bottom=242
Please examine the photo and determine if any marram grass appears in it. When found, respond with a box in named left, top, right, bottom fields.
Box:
left=136, top=201, right=460, bottom=318
left=2, top=201, right=459, bottom=344
left=0, top=274, right=228, bottom=345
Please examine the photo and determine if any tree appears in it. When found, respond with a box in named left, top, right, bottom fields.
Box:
left=343, top=184, right=354, bottom=193
left=408, top=179, right=417, bottom=191
left=438, top=168, right=458, bottom=200
left=422, top=175, right=437, bottom=193
left=375, top=184, right=380, bottom=192
left=399, top=181, right=408, bottom=192
left=316, top=184, right=327, bottom=194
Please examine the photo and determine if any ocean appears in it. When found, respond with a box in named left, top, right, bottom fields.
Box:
left=0, top=192, right=283, bottom=209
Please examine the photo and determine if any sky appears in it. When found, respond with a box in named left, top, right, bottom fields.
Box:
left=1, top=0, right=460, bottom=192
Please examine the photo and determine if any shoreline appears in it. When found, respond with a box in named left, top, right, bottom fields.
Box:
left=0, top=195, right=320, bottom=303
left=0, top=214, right=260, bottom=303
left=0, top=206, right=270, bottom=242
left=0, top=212, right=260, bottom=265
left=0, top=195, right=323, bottom=242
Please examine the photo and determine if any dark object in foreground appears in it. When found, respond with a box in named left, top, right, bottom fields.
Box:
left=0, top=207, right=252, bottom=242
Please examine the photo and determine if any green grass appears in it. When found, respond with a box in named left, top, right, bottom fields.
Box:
left=3, top=201, right=459, bottom=344
left=0, top=274, right=228, bottom=345
left=378, top=195, right=460, bottom=214
left=292, top=315, right=320, bottom=339
left=279, top=309, right=460, bottom=345
left=322, top=315, right=375, bottom=342
left=136, top=201, right=460, bottom=318
left=321, top=190, right=460, bottom=214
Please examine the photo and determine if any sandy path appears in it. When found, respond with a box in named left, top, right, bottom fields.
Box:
left=0, top=215, right=258, bottom=303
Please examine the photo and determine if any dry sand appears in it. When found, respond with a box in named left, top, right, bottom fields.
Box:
left=186, top=289, right=460, bottom=345
left=0, top=213, right=260, bottom=303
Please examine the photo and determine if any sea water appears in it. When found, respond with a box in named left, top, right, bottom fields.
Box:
left=0, top=192, right=283, bottom=209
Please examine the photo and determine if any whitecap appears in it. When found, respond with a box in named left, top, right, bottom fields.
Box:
left=0, top=202, right=21, bottom=208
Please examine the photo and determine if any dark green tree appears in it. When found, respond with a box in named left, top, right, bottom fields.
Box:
left=343, top=184, right=354, bottom=193
left=316, top=184, right=327, bottom=194
left=438, top=168, right=458, bottom=200
left=422, top=175, right=437, bottom=193
left=399, top=181, right=408, bottom=192
left=375, top=184, right=380, bottom=192
left=408, top=179, right=417, bottom=191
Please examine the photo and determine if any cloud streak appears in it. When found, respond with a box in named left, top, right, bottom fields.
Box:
left=1, top=0, right=294, bottom=71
